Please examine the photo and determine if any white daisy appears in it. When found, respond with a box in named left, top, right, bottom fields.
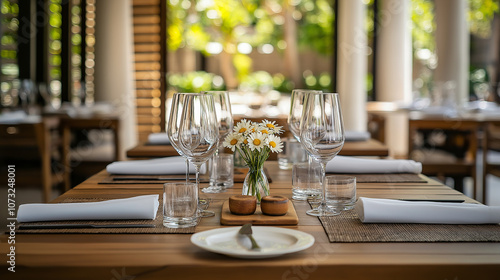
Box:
left=266, top=134, right=283, bottom=153
left=234, top=119, right=252, bottom=134
left=258, top=126, right=270, bottom=135
left=261, top=120, right=283, bottom=134
left=223, top=132, right=241, bottom=151
left=247, top=132, right=267, bottom=151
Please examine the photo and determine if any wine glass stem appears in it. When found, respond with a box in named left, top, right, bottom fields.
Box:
left=320, top=162, right=327, bottom=209
left=185, top=159, right=190, bottom=183
left=194, top=163, right=201, bottom=188
left=308, top=154, right=314, bottom=165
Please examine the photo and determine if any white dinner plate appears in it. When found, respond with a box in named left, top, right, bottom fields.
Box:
left=190, top=226, right=315, bottom=259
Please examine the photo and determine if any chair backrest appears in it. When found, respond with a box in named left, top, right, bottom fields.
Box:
left=485, top=121, right=500, bottom=153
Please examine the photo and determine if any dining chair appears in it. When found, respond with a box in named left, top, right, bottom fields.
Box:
left=408, top=119, right=479, bottom=198
left=60, top=115, right=121, bottom=191
left=481, top=121, right=500, bottom=204
left=0, top=119, right=61, bottom=202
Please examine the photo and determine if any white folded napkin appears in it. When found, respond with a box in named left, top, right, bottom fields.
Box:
left=106, top=156, right=199, bottom=175
left=17, top=195, right=159, bottom=223
left=326, top=156, right=422, bottom=174
left=148, top=133, right=170, bottom=144
left=345, top=130, right=371, bottom=141
left=355, top=197, right=500, bottom=224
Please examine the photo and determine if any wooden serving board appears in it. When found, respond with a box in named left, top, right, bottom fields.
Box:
left=220, top=200, right=298, bottom=226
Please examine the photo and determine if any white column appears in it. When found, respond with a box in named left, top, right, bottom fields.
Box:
left=435, top=0, right=469, bottom=107
left=375, top=0, right=412, bottom=158
left=94, top=0, right=137, bottom=159
left=376, top=0, right=412, bottom=103
left=337, top=0, right=367, bottom=132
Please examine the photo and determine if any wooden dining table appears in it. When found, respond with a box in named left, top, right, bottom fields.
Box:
left=1, top=161, right=499, bottom=279
left=126, top=138, right=390, bottom=159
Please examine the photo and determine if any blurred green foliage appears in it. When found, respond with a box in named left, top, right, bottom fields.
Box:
left=411, top=0, right=499, bottom=56
left=167, top=70, right=316, bottom=94
left=168, top=71, right=226, bottom=93
left=469, top=0, right=500, bottom=37
left=167, top=0, right=333, bottom=85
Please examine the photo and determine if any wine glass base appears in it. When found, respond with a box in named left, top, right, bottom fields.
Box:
left=306, top=207, right=340, bottom=217
left=198, top=209, right=215, bottom=218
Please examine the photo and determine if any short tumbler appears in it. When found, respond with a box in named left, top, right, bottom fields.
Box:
left=325, top=175, right=356, bottom=211
left=211, top=153, right=234, bottom=188
left=278, top=138, right=308, bottom=170
left=292, top=162, right=322, bottom=200
left=163, top=182, right=198, bottom=228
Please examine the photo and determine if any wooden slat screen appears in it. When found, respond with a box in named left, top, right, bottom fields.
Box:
left=132, top=0, right=166, bottom=142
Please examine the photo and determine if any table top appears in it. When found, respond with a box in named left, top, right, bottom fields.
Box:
left=2, top=162, right=499, bottom=279
left=126, top=138, right=390, bottom=159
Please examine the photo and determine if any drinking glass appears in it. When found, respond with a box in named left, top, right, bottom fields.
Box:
left=163, top=182, right=198, bottom=228
left=325, top=175, right=356, bottom=211
left=277, top=137, right=308, bottom=170
left=292, top=161, right=322, bottom=200
left=201, top=91, right=233, bottom=193
left=300, top=92, right=345, bottom=216
left=211, top=153, right=234, bottom=188
left=178, top=93, right=219, bottom=217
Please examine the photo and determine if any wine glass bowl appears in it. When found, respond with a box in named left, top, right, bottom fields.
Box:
left=288, top=89, right=322, bottom=142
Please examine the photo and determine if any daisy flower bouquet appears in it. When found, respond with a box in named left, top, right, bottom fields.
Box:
left=223, top=119, right=284, bottom=201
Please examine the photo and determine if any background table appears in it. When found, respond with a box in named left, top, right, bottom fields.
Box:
left=126, top=138, right=390, bottom=159
left=2, top=162, right=499, bottom=279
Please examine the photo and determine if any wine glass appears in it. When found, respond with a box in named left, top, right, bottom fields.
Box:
left=167, top=93, right=211, bottom=214
left=167, top=93, right=191, bottom=182
left=178, top=93, right=219, bottom=217
left=201, top=91, right=234, bottom=193
left=288, top=89, right=322, bottom=199
left=300, top=92, right=345, bottom=216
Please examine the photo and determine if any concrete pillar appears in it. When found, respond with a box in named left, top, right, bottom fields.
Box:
left=375, top=0, right=412, bottom=158
left=376, top=0, right=412, bottom=103
left=95, top=0, right=137, bottom=159
left=337, top=0, right=367, bottom=132
left=435, top=0, right=469, bottom=107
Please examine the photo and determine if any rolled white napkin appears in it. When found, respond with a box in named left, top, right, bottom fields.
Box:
left=355, top=197, right=500, bottom=224
left=17, top=195, right=159, bottom=223
left=148, top=133, right=170, bottom=144
left=345, top=130, right=371, bottom=141
left=106, top=156, right=200, bottom=175
left=326, top=156, right=422, bottom=174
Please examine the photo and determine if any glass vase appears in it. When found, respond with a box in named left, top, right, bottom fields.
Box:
left=242, top=165, right=270, bottom=202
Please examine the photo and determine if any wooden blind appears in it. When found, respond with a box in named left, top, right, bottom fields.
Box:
left=132, top=0, right=166, bottom=143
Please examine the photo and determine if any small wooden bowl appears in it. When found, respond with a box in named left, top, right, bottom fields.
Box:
left=261, top=196, right=289, bottom=216
left=229, top=195, right=257, bottom=215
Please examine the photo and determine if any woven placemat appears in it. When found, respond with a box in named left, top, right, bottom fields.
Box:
left=317, top=209, right=500, bottom=242
left=328, top=173, right=426, bottom=183
left=16, top=197, right=196, bottom=234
